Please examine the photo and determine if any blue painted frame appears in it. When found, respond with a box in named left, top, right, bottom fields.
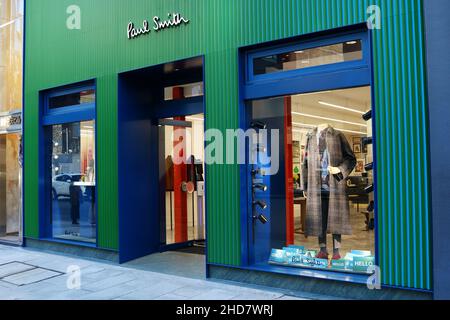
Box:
left=38, top=80, right=98, bottom=246
left=238, top=25, right=378, bottom=282
left=246, top=30, right=371, bottom=84
left=21, top=0, right=27, bottom=247
left=117, top=56, right=206, bottom=263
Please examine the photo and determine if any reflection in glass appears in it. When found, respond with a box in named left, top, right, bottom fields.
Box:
left=249, top=87, right=375, bottom=274
left=51, top=121, right=96, bottom=243
left=253, top=40, right=362, bottom=76
left=0, top=0, right=24, bottom=113
left=0, top=133, right=21, bottom=243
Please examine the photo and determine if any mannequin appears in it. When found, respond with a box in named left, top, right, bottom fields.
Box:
left=301, top=124, right=356, bottom=261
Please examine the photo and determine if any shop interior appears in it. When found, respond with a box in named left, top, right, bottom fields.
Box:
left=118, top=57, right=205, bottom=265
left=50, top=120, right=96, bottom=243
left=161, top=111, right=205, bottom=249
left=0, top=133, right=21, bottom=243
left=249, top=86, right=375, bottom=274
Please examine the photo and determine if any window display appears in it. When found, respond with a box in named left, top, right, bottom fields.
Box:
left=253, top=39, right=362, bottom=76
left=250, top=86, right=375, bottom=274
left=51, top=121, right=96, bottom=243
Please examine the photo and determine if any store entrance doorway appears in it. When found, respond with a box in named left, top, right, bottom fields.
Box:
left=118, top=57, right=205, bottom=263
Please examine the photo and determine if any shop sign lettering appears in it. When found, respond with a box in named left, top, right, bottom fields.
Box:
left=127, top=13, right=189, bottom=40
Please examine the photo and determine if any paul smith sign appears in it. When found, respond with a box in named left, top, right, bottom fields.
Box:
left=127, top=13, right=189, bottom=40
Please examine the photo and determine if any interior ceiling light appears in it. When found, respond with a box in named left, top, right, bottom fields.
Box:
left=346, top=41, right=358, bottom=45
left=293, top=121, right=366, bottom=135
left=292, top=112, right=367, bottom=127
left=318, top=101, right=366, bottom=115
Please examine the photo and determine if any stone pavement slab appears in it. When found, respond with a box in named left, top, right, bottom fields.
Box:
left=2, top=268, right=62, bottom=286
left=0, top=262, right=35, bottom=278
left=0, top=244, right=319, bottom=300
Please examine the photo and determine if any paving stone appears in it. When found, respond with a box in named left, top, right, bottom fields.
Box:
left=0, top=262, right=35, bottom=278
left=2, top=268, right=62, bottom=286
left=0, top=244, right=317, bottom=301
left=82, top=273, right=137, bottom=292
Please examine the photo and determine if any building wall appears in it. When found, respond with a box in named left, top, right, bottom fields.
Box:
left=24, top=0, right=431, bottom=290
left=423, top=0, right=450, bottom=299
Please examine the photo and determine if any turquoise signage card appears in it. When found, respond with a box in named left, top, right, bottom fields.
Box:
left=353, top=256, right=375, bottom=272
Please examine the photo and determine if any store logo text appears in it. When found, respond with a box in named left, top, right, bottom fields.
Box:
left=127, top=13, right=189, bottom=40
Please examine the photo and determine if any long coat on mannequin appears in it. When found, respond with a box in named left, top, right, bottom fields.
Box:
left=301, top=126, right=357, bottom=236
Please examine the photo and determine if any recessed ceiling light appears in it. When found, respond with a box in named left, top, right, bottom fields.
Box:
left=292, top=112, right=367, bottom=127
left=318, top=101, right=366, bottom=115
left=346, top=41, right=358, bottom=45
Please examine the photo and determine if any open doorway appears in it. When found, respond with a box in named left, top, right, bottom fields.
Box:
left=159, top=113, right=205, bottom=254
left=118, top=57, right=205, bottom=267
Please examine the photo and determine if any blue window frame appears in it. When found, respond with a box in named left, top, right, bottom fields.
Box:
left=42, top=83, right=96, bottom=126
left=39, top=80, right=98, bottom=246
left=238, top=26, right=378, bottom=282
left=242, top=30, right=371, bottom=101
left=245, top=30, right=371, bottom=84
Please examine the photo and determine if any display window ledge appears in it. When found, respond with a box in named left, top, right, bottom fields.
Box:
left=37, top=237, right=98, bottom=249
left=208, top=262, right=370, bottom=285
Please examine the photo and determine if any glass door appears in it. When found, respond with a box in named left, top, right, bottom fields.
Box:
left=0, top=133, right=22, bottom=244
left=159, top=114, right=205, bottom=248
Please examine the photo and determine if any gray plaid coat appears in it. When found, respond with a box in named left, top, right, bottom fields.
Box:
left=301, top=126, right=356, bottom=236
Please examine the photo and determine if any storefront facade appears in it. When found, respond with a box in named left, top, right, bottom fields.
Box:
left=23, top=0, right=447, bottom=299
left=0, top=0, right=23, bottom=245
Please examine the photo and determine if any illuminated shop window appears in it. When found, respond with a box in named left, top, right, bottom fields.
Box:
left=249, top=86, right=375, bottom=274
left=253, top=39, right=362, bottom=76
left=51, top=121, right=96, bottom=243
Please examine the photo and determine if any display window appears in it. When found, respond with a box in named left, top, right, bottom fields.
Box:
left=42, top=83, right=97, bottom=244
left=243, top=30, right=375, bottom=276
left=249, top=87, right=375, bottom=274
left=50, top=121, right=96, bottom=243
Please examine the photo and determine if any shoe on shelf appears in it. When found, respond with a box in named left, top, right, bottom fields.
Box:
left=316, top=251, right=329, bottom=260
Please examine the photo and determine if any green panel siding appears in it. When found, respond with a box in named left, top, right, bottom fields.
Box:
left=96, top=75, right=119, bottom=250
left=24, top=0, right=430, bottom=289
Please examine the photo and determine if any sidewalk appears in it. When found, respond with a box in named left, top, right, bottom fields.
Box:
left=0, top=244, right=320, bottom=300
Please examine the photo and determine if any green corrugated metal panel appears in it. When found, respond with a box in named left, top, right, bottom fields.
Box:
left=96, top=75, right=119, bottom=250
left=24, top=0, right=430, bottom=289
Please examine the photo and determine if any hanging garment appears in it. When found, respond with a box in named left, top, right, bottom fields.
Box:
left=301, top=126, right=356, bottom=236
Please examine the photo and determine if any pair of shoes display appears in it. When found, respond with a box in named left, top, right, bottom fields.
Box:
left=316, top=251, right=341, bottom=260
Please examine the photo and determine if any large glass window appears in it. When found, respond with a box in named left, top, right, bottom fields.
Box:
left=0, top=0, right=23, bottom=244
left=51, top=120, right=96, bottom=243
left=249, top=86, right=375, bottom=274
left=49, top=89, right=96, bottom=109
left=0, top=0, right=24, bottom=113
left=253, top=39, right=362, bottom=76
